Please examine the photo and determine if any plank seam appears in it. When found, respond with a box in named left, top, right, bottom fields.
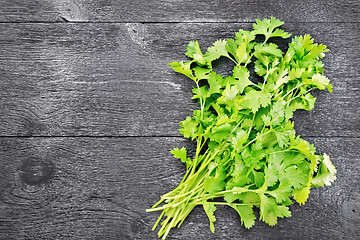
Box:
left=0, top=136, right=358, bottom=139
left=0, top=21, right=359, bottom=24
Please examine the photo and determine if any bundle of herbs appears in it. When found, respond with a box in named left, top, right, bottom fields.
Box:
left=147, top=17, right=336, bottom=239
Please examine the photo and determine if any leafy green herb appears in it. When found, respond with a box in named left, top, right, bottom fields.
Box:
left=147, top=17, right=336, bottom=239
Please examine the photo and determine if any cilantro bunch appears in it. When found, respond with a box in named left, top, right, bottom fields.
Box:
left=147, top=17, right=336, bottom=239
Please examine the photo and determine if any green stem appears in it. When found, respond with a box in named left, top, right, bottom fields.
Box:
left=262, top=65, right=269, bottom=90
left=227, top=55, right=239, bottom=65
left=277, top=83, right=304, bottom=103
left=195, top=80, right=204, bottom=120
left=242, top=130, right=272, bottom=150
left=285, top=88, right=312, bottom=105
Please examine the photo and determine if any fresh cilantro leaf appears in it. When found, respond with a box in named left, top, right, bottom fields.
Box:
left=233, top=66, right=254, bottom=93
left=217, top=84, right=239, bottom=105
left=204, top=166, right=226, bottom=194
left=202, top=201, right=217, bottom=233
left=259, top=193, right=291, bottom=226
left=194, top=66, right=212, bottom=80
left=235, top=29, right=256, bottom=44
left=253, top=17, right=291, bottom=40
left=185, top=40, right=206, bottom=65
left=254, top=43, right=283, bottom=57
left=179, top=116, right=197, bottom=139
left=292, top=185, right=311, bottom=205
left=236, top=42, right=249, bottom=63
left=232, top=204, right=256, bottom=229
left=207, top=72, right=223, bottom=95
left=266, top=180, right=292, bottom=203
left=170, top=147, right=187, bottom=163
left=242, top=90, right=271, bottom=112
left=169, top=60, right=195, bottom=80
left=225, top=38, right=238, bottom=58
left=312, top=154, right=337, bottom=187
left=304, top=73, right=332, bottom=92
left=204, top=39, right=230, bottom=61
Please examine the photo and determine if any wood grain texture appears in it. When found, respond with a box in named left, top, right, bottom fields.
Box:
left=0, top=137, right=358, bottom=239
left=0, top=23, right=359, bottom=137
left=0, top=0, right=359, bottom=23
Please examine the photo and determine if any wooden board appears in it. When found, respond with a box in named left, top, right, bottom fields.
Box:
left=1, top=1, right=359, bottom=239
left=0, top=137, right=358, bottom=239
left=0, top=23, right=359, bottom=137
left=0, top=0, right=359, bottom=23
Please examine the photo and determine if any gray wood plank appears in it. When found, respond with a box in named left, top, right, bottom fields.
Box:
left=0, top=23, right=359, bottom=137
left=0, top=0, right=359, bottom=23
left=0, top=137, right=358, bottom=239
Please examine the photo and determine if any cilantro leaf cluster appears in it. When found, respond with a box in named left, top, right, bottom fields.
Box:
left=147, top=17, right=336, bottom=239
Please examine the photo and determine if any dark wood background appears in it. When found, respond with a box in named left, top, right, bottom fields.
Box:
left=0, top=1, right=359, bottom=239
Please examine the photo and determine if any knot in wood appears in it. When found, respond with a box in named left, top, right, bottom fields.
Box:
left=19, top=158, right=55, bottom=186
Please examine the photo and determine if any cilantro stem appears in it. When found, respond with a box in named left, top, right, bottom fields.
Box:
left=262, top=65, right=270, bottom=90
left=195, top=80, right=204, bottom=120
left=244, top=37, right=268, bottom=68
left=152, top=210, right=165, bottom=231
left=269, top=149, right=299, bottom=155
left=208, top=202, right=258, bottom=206
left=162, top=209, right=180, bottom=239
left=247, top=112, right=257, bottom=135
left=242, top=130, right=272, bottom=150
left=285, top=88, right=312, bottom=105
left=227, top=55, right=239, bottom=65
left=276, top=83, right=304, bottom=103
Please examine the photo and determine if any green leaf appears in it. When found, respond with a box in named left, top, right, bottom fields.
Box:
left=236, top=42, right=248, bottom=63
left=235, top=29, right=256, bottom=44
left=217, top=84, right=239, bottom=105
left=226, top=38, right=238, bottom=58
left=312, top=154, right=336, bottom=187
left=202, top=201, right=217, bottom=233
left=209, top=123, right=233, bottom=143
left=232, top=204, right=256, bottom=229
left=266, top=180, right=292, bottom=203
left=169, top=60, right=195, bottom=80
left=231, top=129, right=249, bottom=151
left=304, top=73, right=332, bottom=91
left=192, top=85, right=208, bottom=100
left=216, top=114, right=235, bottom=126
left=233, top=66, right=254, bottom=93
left=185, top=40, right=206, bottom=64
left=207, top=73, right=223, bottom=95
left=288, top=67, right=305, bottom=80
left=289, top=136, right=317, bottom=173
left=170, top=147, right=187, bottom=163
left=271, top=28, right=292, bottom=39
left=194, top=67, right=211, bottom=80
left=179, top=116, right=197, bottom=139
left=274, top=67, right=290, bottom=89
left=274, top=131, right=289, bottom=148
left=292, top=185, right=311, bottom=205
left=242, top=90, right=271, bottom=112
left=259, top=193, right=291, bottom=226
left=252, top=170, right=265, bottom=188
left=204, top=39, right=230, bottom=61
left=254, top=43, right=283, bottom=57
left=204, top=166, right=226, bottom=194
left=253, top=17, right=290, bottom=39
left=257, top=91, right=272, bottom=108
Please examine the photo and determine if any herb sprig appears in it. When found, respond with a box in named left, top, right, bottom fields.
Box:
left=147, top=17, right=336, bottom=239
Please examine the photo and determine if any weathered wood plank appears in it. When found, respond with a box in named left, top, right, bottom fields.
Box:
left=0, top=23, right=359, bottom=137
left=0, top=137, right=358, bottom=239
left=0, top=0, right=359, bottom=23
